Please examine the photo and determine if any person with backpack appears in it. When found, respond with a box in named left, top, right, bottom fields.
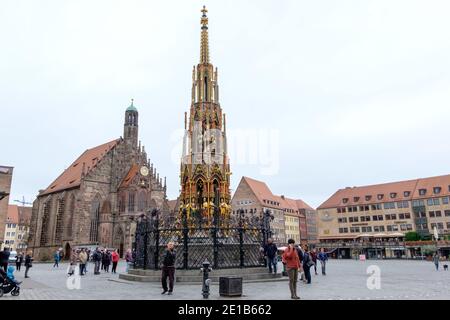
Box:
left=282, top=239, right=301, bottom=300
left=53, top=250, right=61, bottom=268
left=93, top=247, right=102, bottom=275
left=302, top=244, right=313, bottom=284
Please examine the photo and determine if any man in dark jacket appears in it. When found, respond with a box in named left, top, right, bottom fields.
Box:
left=24, top=251, right=33, bottom=278
left=263, top=238, right=278, bottom=274
left=93, top=248, right=102, bottom=275
left=161, top=242, right=176, bottom=295
left=302, top=245, right=313, bottom=284
left=0, top=248, right=10, bottom=272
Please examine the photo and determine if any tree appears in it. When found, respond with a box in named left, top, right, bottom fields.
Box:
left=405, top=231, right=421, bottom=241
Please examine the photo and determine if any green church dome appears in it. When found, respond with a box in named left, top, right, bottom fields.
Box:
left=126, top=99, right=138, bottom=112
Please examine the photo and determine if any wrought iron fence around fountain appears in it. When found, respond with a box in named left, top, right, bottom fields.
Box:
left=133, top=208, right=273, bottom=270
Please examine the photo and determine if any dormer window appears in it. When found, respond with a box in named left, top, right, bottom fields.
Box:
left=390, top=193, right=397, bottom=199
left=365, top=195, right=372, bottom=201
left=404, top=191, right=411, bottom=197
left=419, top=189, right=427, bottom=196
left=354, top=197, right=360, bottom=202
left=377, top=194, right=384, bottom=200
left=342, top=198, right=349, bottom=204
left=433, top=187, right=441, bottom=194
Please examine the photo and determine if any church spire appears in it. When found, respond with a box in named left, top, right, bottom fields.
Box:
left=200, top=5, right=209, bottom=64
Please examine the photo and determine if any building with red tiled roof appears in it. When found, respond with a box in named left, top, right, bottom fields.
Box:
left=317, top=174, right=450, bottom=259
left=28, top=101, right=169, bottom=260
left=1, top=205, right=32, bottom=251
left=231, top=176, right=317, bottom=245
left=0, top=165, right=13, bottom=249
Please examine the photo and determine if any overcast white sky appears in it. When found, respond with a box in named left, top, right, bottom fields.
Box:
left=1, top=0, right=450, bottom=209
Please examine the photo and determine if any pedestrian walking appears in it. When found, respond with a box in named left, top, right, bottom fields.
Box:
left=282, top=239, right=301, bottom=300
left=125, top=248, right=134, bottom=272
left=103, top=250, right=111, bottom=273
left=294, top=244, right=306, bottom=282
left=85, top=249, right=90, bottom=273
left=101, top=250, right=106, bottom=271
left=318, top=248, right=328, bottom=275
left=161, top=242, right=176, bottom=295
left=0, top=247, right=10, bottom=272
left=433, top=252, right=440, bottom=271
left=53, top=250, right=61, bottom=268
left=68, top=249, right=77, bottom=276
left=263, top=238, right=278, bottom=274
left=302, top=245, right=313, bottom=284
left=111, top=249, right=119, bottom=274
left=16, top=252, right=23, bottom=271
left=310, top=248, right=318, bottom=275
left=93, top=247, right=102, bottom=275
left=24, top=251, right=33, bottom=278
left=79, top=249, right=88, bottom=275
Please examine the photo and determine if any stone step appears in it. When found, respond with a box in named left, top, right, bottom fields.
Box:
left=119, top=271, right=283, bottom=283
left=128, top=267, right=269, bottom=277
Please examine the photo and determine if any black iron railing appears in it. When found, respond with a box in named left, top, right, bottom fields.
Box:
left=133, top=208, right=273, bottom=270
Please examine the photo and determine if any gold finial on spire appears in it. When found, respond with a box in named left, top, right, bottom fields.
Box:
left=200, top=5, right=209, bottom=64
left=201, top=5, right=208, bottom=27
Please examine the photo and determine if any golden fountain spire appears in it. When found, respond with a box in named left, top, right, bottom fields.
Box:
left=200, top=5, right=209, bottom=64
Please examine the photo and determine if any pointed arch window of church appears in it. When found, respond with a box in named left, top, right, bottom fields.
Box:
left=54, top=197, right=65, bottom=243
left=89, top=198, right=100, bottom=243
left=66, top=195, right=75, bottom=238
left=128, top=192, right=135, bottom=213
left=138, top=191, right=146, bottom=211
left=40, top=198, right=51, bottom=246
left=118, top=193, right=126, bottom=213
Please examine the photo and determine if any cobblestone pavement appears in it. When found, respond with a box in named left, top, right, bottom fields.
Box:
left=2, top=260, right=449, bottom=300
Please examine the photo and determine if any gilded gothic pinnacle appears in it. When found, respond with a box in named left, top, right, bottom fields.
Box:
left=200, top=5, right=209, bottom=64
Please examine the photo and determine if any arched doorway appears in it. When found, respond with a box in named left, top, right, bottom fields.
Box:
left=64, top=243, right=71, bottom=260
left=113, top=227, right=124, bottom=258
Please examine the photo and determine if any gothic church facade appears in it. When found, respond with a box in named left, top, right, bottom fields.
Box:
left=28, top=101, right=168, bottom=260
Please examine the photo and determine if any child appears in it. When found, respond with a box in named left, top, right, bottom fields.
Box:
left=6, top=266, right=22, bottom=285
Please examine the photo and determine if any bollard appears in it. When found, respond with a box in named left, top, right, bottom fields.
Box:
left=200, top=259, right=212, bottom=299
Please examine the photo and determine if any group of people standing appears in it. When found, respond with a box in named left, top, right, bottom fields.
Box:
left=263, top=238, right=329, bottom=300
left=67, top=247, right=124, bottom=276
left=0, top=247, right=33, bottom=279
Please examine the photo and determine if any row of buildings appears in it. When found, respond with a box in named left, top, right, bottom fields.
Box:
left=0, top=166, right=31, bottom=252
left=316, top=174, right=450, bottom=259
left=231, top=176, right=317, bottom=246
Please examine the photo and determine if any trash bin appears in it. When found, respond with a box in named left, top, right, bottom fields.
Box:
left=219, top=277, right=242, bottom=297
